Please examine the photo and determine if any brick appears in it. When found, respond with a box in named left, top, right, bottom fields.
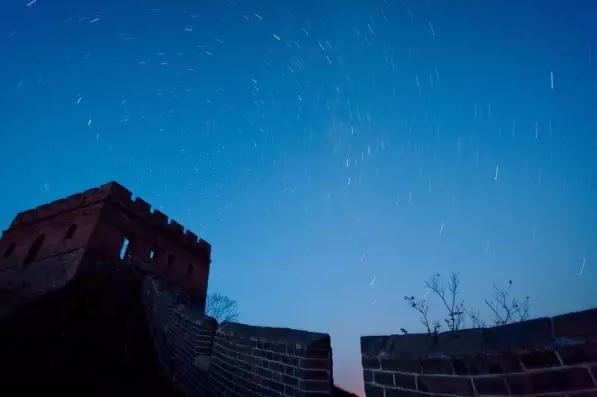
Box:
left=395, top=373, right=416, bottom=389
left=373, top=371, right=394, bottom=386
left=558, top=343, right=597, bottom=365
left=282, top=355, right=299, bottom=366
left=284, top=384, right=297, bottom=396
left=295, top=368, right=329, bottom=381
left=453, top=354, right=522, bottom=375
left=421, top=358, right=453, bottom=374
left=364, top=370, right=373, bottom=382
left=299, top=379, right=330, bottom=392
left=266, top=379, right=285, bottom=392
left=282, top=374, right=299, bottom=387
left=507, top=367, right=595, bottom=394
left=554, top=308, right=597, bottom=339
left=473, top=376, right=509, bottom=394
left=417, top=375, right=473, bottom=395
left=381, top=358, right=421, bottom=373
left=520, top=351, right=560, bottom=369
left=257, top=367, right=273, bottom=379
left=266, top=360, right=286, bottom=373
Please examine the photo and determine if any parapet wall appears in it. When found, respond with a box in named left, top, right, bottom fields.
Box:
left=361, top=308, right=597, bottom=397
left=142, top=276, right=336, bottom=397
left=142, top=276, right=217, bottom=396
left=210, top=322, right=334, bottom=396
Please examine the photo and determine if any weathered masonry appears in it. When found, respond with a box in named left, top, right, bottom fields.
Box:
left=361, top=308, right=597, bottom=397
left=0, top=181, right=211, bottom=312
left=0, top=181, right=339, bottom=397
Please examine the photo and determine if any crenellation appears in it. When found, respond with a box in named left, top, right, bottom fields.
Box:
left=132, top=197, right=151, bottom=212
left=151, top=209, right=169, bottom=226
left=168, top=220, right=184, bottom=236
left=0, top=181, right=210, bottom=308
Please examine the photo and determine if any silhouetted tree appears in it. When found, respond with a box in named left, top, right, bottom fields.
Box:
left=405, top=273, right=530, bottom=333
left=484, top=280, right=530, bottom=325
left=206, top=293, right=239, bottom=323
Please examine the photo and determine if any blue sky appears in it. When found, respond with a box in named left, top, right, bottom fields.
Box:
left=1, top=1, right=596, bottom=395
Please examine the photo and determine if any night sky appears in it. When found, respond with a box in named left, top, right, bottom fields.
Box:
left=1, top=1, right=597, bottom=395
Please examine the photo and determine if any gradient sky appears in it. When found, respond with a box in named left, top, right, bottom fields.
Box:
left=1, top=1, right=597, bottom=395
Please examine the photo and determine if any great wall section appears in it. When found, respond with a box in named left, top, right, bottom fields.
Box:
left=0, top=181, right=595, bottom=397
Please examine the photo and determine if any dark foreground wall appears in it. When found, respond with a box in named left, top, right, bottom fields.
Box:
left=0, top=259, right=182, bottom=397
left=361, top=308, right=597, bottom=397
left=210, top=321, right=334, bottom=396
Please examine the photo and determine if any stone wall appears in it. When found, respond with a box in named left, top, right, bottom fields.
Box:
left=361, top=308, right=597, bottom=397
left=143, top=276, right=217, bottom=396
left=0, top=181, right=211, bottom=310
left=209, top=322, right=334, bottom=397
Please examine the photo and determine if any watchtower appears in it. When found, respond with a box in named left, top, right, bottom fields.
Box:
left=0, top=182, right=211, bottom=312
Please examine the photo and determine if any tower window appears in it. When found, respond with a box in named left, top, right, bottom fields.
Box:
left=23, top=235, right=45, bottom=265
left=64, top=224, right=77, bottom=240
left=149, top=250, right=156, bottom=260
left=3, top=243, right=15, bottom=258
left=119, top=238, right=130, bottom=260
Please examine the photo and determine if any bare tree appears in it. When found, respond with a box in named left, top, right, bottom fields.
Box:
left=405, top=274, right=530, bottom=333
left=404, top=295, right=441, bottom=334
left=465, top=308, right=487, bottom=328
left=485, top=280, right=530, bottom=326
left=206, top=293, right=239, bottom=324
left=425, top=273, right=466, bottom=331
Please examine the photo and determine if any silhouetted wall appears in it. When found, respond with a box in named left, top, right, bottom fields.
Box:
left=210, top=322, right=334, bottom=396
left=361, top=308, right=597, bottom=397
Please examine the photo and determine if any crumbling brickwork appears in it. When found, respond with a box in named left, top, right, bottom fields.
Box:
left=361, top=308, right=597, bottom=397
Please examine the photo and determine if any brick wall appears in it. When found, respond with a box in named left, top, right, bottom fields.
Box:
left=209, top=321, right=334, bottom=397
left=142, top=275, right=217, bottom=396
left=361, top=308, right=597, bottom=397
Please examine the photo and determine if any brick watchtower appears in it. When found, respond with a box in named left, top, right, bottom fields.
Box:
left=0, top=181, right=211, bottom=314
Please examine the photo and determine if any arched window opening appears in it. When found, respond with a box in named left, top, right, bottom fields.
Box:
left=23, top=235, right=45, bottom=266
left=167, top=254, right=176, bottom=271
left=119, top=237, right=130, bottom=260
left=64, top=224, right=77, bottom=240
left=186, top=263, right=194, bottom=276
left=149, top=250, right=156, bottom=260
left=4, top=243, right=16, bottom=258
